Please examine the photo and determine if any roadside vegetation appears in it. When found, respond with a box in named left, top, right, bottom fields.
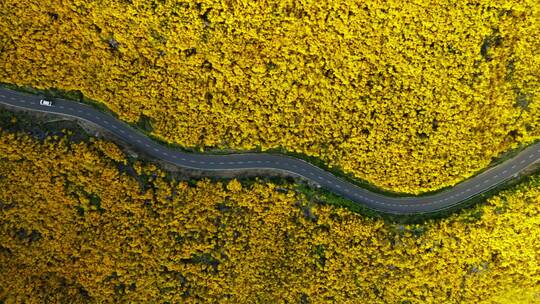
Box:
left=1, top=1, right=539, bottom=194
left=1, top=128, right=539, bottom=303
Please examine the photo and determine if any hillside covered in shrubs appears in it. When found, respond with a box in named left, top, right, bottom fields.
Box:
left=1, top=128, right=539, bottom=303
left=1, top=0, right=538, bottom=193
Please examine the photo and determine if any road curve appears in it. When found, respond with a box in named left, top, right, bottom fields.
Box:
left=1, top=87, right=539, bottom=214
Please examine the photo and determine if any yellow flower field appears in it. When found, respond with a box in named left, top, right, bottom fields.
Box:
left=0, top=0, right=538, bottom=193
left=0, top=130, right=539, bottom=303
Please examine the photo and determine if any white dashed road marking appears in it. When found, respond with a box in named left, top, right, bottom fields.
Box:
left=3, top=91, right=540, bottom=213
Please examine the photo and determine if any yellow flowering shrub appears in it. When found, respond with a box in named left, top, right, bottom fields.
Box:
left=0, top=0, right=539, bottom=193
left=91, top=138, right=127, bottom=164
left=226, top=179, right=242, bottom=192
left=1, top=130, right=539, bottom=303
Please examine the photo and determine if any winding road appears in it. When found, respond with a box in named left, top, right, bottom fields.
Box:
left=1, top=87, right=539, bottom=214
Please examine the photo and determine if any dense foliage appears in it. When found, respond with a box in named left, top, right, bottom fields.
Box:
left=1, top=0, right=539, bottom=193
left=1, top=130, right=539, bottom=303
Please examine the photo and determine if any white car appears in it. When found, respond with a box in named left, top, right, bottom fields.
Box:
left=39, top=99, right=53, bottom=106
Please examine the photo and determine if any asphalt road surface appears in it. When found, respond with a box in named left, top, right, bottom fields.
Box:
left=1, top=87, right=539, bottom=214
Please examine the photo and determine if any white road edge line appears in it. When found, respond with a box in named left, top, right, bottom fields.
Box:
left=2, top=92, right=540, bottom=214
